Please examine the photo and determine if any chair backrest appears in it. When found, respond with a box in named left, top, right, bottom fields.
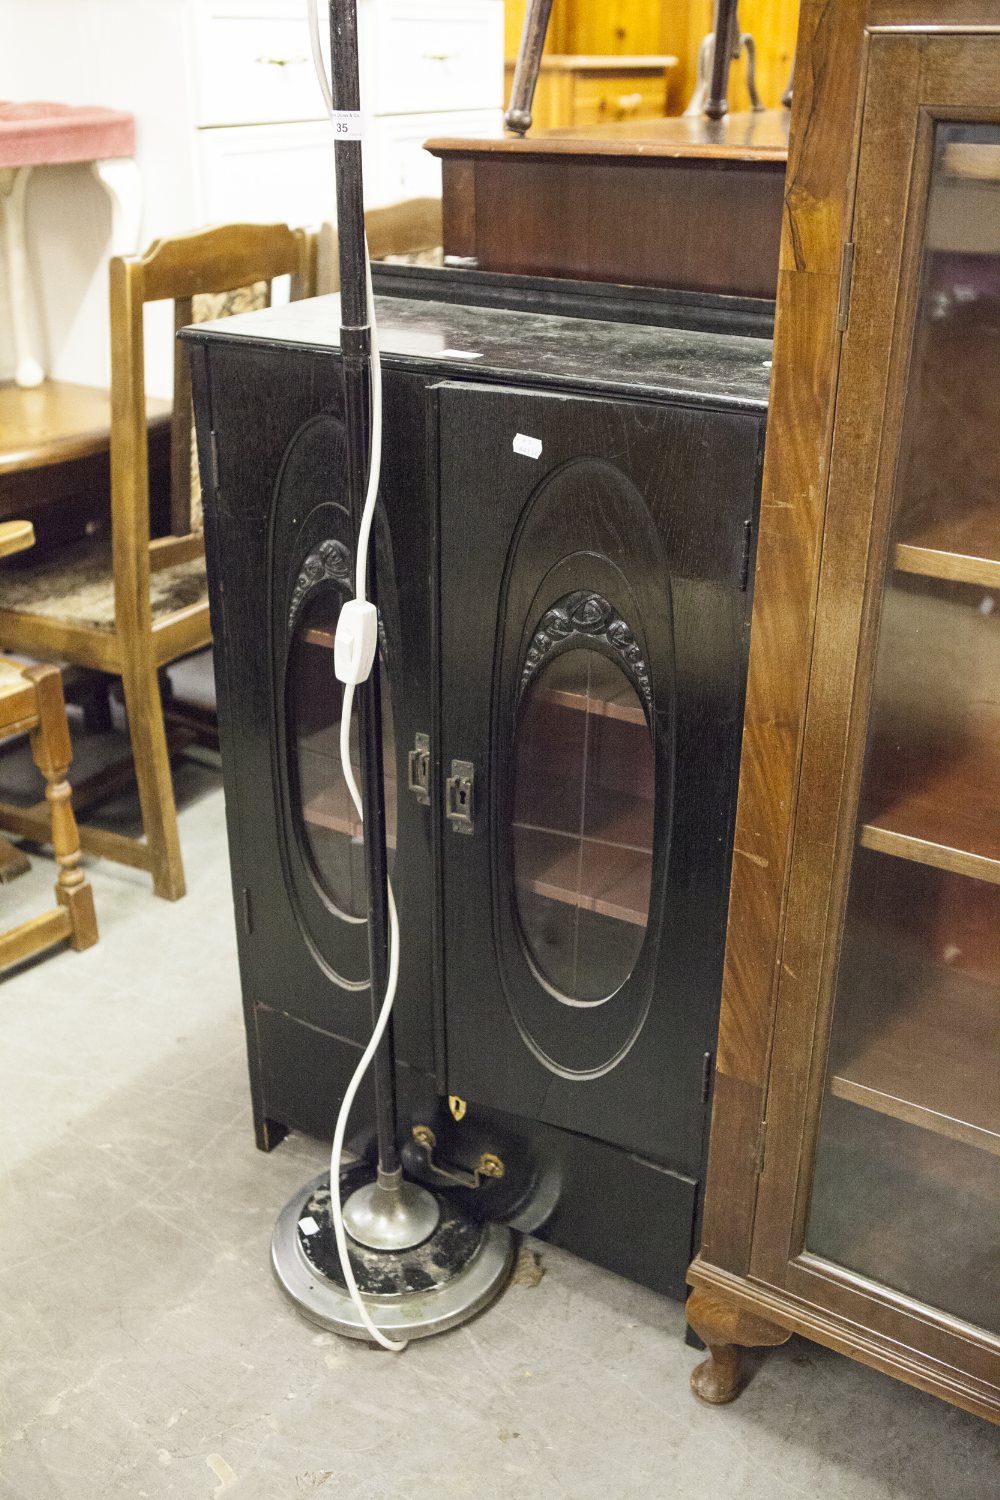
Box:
left=108, top=222, right=315, bottom=637
left=317, top=197, right=443, bottom=292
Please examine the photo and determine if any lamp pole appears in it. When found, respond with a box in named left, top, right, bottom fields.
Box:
left=328, top=0, right=400, bottom=1180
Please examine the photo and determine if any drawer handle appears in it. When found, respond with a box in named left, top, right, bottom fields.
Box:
left=255, top=53, right=307, bottom=67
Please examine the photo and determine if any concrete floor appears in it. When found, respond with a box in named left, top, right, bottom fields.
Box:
left=1, top=750, right=998, bottom=1499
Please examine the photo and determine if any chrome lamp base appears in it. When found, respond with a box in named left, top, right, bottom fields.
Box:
left=272, top=1163, right=515, bottom=1343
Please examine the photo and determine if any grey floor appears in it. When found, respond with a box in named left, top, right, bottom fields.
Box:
left=1, top=748, right=997, bottom=1499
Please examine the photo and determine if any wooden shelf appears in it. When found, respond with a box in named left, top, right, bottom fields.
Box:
left=860, top=741, right=1000, bottom=885
left=302, top=625, right=336, bottom=650
left=536, top=682, right=646, bottom=726
left=513, top=825, right=651, bottom=926
left=830, top=965, right=1000, bottom=1157
left=942, top=140, right=1000, bottom=182
left=301, top=773, right=398, bottom=850
left=530, top=652, right=649, bottom=727
left=516, top=769, right=653, bottom=851
left=895, top=502, right=1000, bottom=588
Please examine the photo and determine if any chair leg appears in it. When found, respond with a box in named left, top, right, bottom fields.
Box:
left=119, top=654, right=186, bottom=901
left=24, top=666, right=99, bottom=951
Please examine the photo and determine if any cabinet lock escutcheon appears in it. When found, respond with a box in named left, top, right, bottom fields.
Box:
left=445, top=759, right=475, bottom=833
left=407, top=732, right=431, bottom=805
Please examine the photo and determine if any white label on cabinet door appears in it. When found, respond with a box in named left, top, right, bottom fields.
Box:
left=513, top=432, right=543, bottom=460
left=330, top=111, right=363, bottom=140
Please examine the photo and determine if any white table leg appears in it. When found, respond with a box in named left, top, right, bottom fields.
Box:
left=0, top=165, right=45, bottom=388
left=91, top=156, right=143, bottom=256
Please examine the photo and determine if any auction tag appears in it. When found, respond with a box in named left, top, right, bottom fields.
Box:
left=330, top=111, right=363, bottom=140
left=513, top=432, right=543, bottom=460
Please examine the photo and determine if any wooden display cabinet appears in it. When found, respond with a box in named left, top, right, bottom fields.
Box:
left=687, top=2, right=1000, bottom=1424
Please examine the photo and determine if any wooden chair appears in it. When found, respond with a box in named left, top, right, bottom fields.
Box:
left=0, top=520, right=97, bottom=970
left=0, top=223, right=315, bottom=900
left=317, top=197, right=443, bottom=290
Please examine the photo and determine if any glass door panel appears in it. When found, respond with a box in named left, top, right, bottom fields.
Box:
left=512, top=648, right=655, bottom=1003
left=287, top=588, right=396, bottom=926
left=806, top=123, right=1000, bottom=1331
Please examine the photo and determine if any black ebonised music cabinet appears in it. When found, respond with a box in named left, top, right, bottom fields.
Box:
left=184, top=271, right=771, bottom=1301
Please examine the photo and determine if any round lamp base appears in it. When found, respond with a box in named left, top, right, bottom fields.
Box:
left=271, top=1166, right=515, bottom=1343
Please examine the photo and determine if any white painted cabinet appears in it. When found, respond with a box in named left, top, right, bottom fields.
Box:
left=0, top=0, right=503, bottom=390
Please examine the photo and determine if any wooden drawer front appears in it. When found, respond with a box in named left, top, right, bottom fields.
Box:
left=198, top=123, right=336, bottom=226
left=196, top=11, right=323, bottom=127
left=365, top=109, right=500, bottom=206
left=366, top=0, right=504, bottom=117
left=572, top=70, right=668, bottom=128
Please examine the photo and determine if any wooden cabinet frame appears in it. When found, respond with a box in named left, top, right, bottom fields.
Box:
left=689, top=2, right=1000, bottom=1424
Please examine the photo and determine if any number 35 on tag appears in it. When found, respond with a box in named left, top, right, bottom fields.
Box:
left=331, top=111, right=363, bottom=140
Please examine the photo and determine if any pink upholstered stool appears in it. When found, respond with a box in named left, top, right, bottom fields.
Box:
left=0, top=101, right=140, bottom=388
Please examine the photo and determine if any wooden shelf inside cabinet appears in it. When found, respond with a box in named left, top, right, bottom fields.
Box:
left=535, top=682, right=647, bottom=726
left=830, top=965, right=1000, bottom=1157
left=860, top=742, right=1000, bottom=885
left=513, top=825, right=651, bottom=926
left=302, top=625, right=336, bottom=650
left=895, top=502, right=1000, bottom=588
left=530, top=651, right=650, bottom=727
left=302, top=775, right=398, bottom=851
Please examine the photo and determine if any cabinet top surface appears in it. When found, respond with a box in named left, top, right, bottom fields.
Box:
left=426, top=109, right=790, bottom=164
left=184, top=293, right=773, bottom=412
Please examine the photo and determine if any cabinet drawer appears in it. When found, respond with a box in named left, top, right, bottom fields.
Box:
left=364, top=1, right=504, bottom=117
left=196, top=10, right=323, bottom=127
left=365, top=109, right=500, bottom=206
left=571, top=69, right=670, bottom=128
left=197, top=122, right=336, bottom=226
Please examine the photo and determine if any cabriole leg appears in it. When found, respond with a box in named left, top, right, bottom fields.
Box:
left=686, top=1285, right=791, bottom=1405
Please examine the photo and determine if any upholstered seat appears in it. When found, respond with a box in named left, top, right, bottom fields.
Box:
left=1, top=534, right=207, bottom=632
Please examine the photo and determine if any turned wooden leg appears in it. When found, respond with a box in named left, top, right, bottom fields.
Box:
left=686, top=1286, right=791, bottom=1405
left=504, top=0, right=555, bottom=135
left=706, top=0, right=739, bottom=121
left=25, top=666, right=98, bottom=951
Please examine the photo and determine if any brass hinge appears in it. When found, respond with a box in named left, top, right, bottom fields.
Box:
left=701, top=1051, right=713, bottom=1105
left=754, top=1118, right=768, bottom=1176
left=837, top=241, right=855, bottom=333
left=241, top=886, right=253, bottom=936
left=208, top=429, right=221, bottom=492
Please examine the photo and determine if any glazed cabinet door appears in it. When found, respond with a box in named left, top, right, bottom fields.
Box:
left=753, top=30, right=1000, bottom=1408
left=194, top=345, right=436, bottom=1139
left=435, top=381, right=762, bottom=1180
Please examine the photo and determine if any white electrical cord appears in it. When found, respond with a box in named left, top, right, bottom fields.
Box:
left=309, top=0, right=407, bottom=1353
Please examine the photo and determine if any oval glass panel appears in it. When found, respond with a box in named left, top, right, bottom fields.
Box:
left=287, top=589, right=396, bottom=919
left=512, top=648, right=654, bottom=1003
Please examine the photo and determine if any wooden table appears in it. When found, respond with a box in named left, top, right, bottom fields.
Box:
left=0, top=380, right=172, bottom=546
left=428, top=108, right=789, bottom=300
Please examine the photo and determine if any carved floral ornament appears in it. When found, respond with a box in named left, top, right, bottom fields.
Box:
left=519, top=591, right=652, bottom=713
left=287, top=537, right=388, bottom=659
left=288, top=539, right=352, bottom=630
